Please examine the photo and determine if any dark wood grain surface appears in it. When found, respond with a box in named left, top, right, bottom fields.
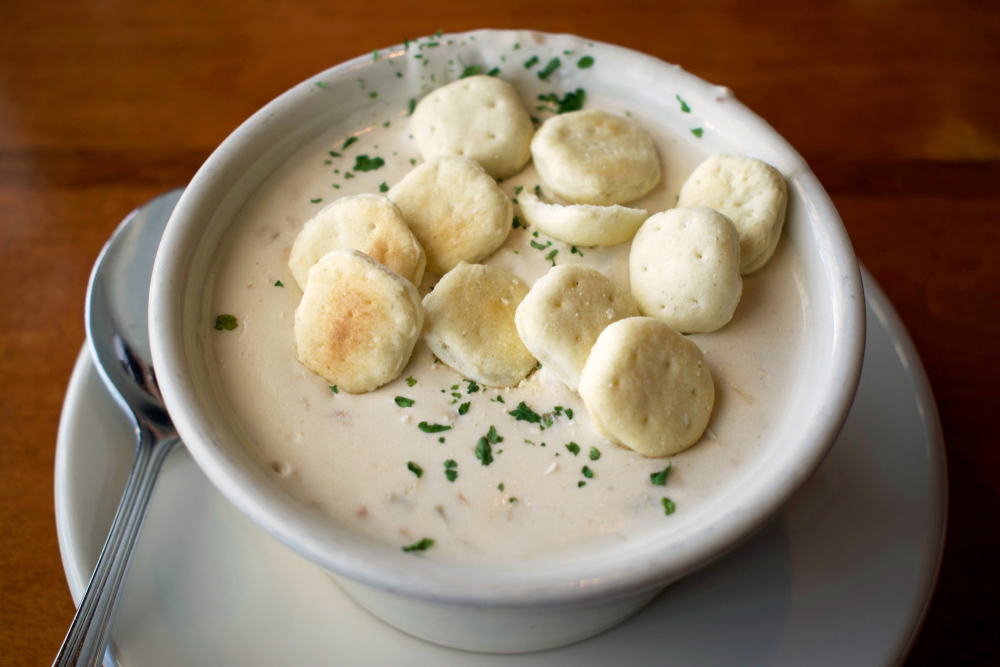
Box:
left=2, top=1, right=998, bottom=664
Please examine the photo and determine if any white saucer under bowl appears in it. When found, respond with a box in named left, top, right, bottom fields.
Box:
left=55, top=265, right=946, bottom=666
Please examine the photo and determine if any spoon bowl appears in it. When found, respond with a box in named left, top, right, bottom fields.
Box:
left=52, top=189, right=184, bottom=667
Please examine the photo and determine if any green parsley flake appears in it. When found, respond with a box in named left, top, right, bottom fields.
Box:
left=438, top=436, right=445, bottom=443
left=578, top=481, right=586, bottom=487
left=650, top=463, right=672, bottom=486
left=524, top=55, right=539, bottom=68
left=546, top=248, right=558, bottom=265
left=402, top=538, right=435, bottom=552
left=406, top=376, right=417, bottom=387
left=571, top=245, right=583, bottom=256
left=512, top=216, right=521, bottom=229
left=459, top=402, right=470, bottom=415
left=379, top=182, right=389, bottom=192
left=214, top=314, right=238, bottom=331
left=324, top=160, right=332, bottom=165
left=662, top=497, right=676, bottom=515
left=565, top=408, right=574, bottom=419
left=274, top=280, right=283, bottom=287
left=408, top=98, right=416, bottom=115
left=460, top=65, right=481, bottom=78
left=354, top=155, right=385, bottom=172
left=332, top=184, right=340, bottom=189
left=329, top=151, right=341, bottom=157
left=395, top=396, right=415, bottom=408
left=509, top=401, right=542, bottom=423
left=498, top=482, right=504, bottom=491
left=407, top=461, right=423, bottom=478
left=342, top=136, right=358, bottom=150
left=410, top=158, right=417, bottom=165
left=589, top=447, right=601, bottom=461
left=445, top=459, right=457, bottom=468
left=537, top=58, right=561, bottom=80
left=476, top=437, right=494, bottom=466
left=373, top=49, right=379, bottom=61
left=578, top=56, right=594, bottom=69
left=676, top=94, right=691, bottom=113
left=466, top=379, right=480, bottom=394
left=530, top=240, right=551, bottom=251
left=565, top=442, right=581, bottom=456
left=343, top=172, right=355, bottom=179
left=554, top=406, right=564, bottom=416
left=310, top=198, right=322, bottom=204
left=538, top=89, right=586, bottom=114
left=514, top=185, right=524, bottom=196
left=369, top=92, right=378, bottom=99
left=488, top=67, right=500, bottom=76
left=418, top=422, right=452, bottom=433
left=445, top=469, right=458, bottom=481
left=329, top=385, right=339, bottom=394
left=316, top=81, right=328, bottom=88
left=486, top=425, right=503, bottom=444
left=496, top=395, right=505, bottom=403
left=514, top=43, right=520, bottom=50
left=509, top=497, right=518, bottom=503
left=691, top=128, right=704, bottom=138
left=396, top=72, right=403, bottom=78
left=581, top=466, right=594, bottom=479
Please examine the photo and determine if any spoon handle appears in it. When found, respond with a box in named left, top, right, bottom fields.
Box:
left=52, top=425, right=180, bottom=667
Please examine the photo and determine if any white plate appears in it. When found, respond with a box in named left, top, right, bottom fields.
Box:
left=54, top=264, right=945, bottom=666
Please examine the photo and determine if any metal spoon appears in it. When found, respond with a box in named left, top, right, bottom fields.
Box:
left=53, top=189, right=184, bottom=667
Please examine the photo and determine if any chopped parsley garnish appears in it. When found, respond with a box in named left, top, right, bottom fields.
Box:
left=530, top=115, right=540, bottom=123
left=407, top=461, right=423, bottom=478
left=514, top=43, right=520, bottom=50
left=571, top=245, right=583, bottom=256
left=342, top=136, right=358, bottom=150
left=538, top=88, right=586, bottom=114
left=509, top=497, right=518, bottom=503
left=408, top=98, right=416, bottom=115
left=329, top=385, right=339, bottom=394
left=344, top=172, right=355, bottom=179
left=475, top=437, right=494, bottom=466
left=369, top=92, right=377, bottom=99
left=543, top=417, right=554, bottom=428
left=514, top=185, right=524, bottom=196
left=451, top=384, right=459, bottom=390
left=495, top=395, right=505, bottom=403
left=354, top=155, right=385, bottom=172
left=589, top=447, right=601, bottom=461
left=465, top=379, right=480, bottom=394
left=445, top=459, right=457, bottom=468
left=676, top=94, right=691, bottom=113
left=488, top=67, right=500, bottom=76
left=498, top=482, right=504, bottom=491
left=458, top=402, right=470, bottom=415
left=214, top=314, right=238, bottom=331
left=332, top=184, right=340, bottom=189
left=329, top=151, right=341, bottom=157
left=534, top=184, right=542, bottom=196
left=396, top=72, right=403, bottom=78
left=578, top=481, right=587, bottom=487
left=324, top=160, right=332, bottom=165
left=379, top=182, right=389, bottom=192
left=661, top=497, right=676, bottom=515
left=691, top=128, right=704, bottom=138
left=316, top=81, right=328, bottom=88
left=438, top=436, right=445, bottom=443
left=581, top=466, right=594, bottom=479
left=524, top=55, right=539, bottom=68
left=395, top=396, right=415, bottom=408
left=410, top=158, right=417, bottom=165
left=650, top=463, right=672, bottom=486
left=578, top=56, right=594, bottom=69
left=530, top=240, right=551, bottom=251
left=486, top=425, right=503, bottom=444
left=537, top=58, right=560, bottom=80
left=274, top=280, right=283, bottom=287
left=512, top=216, right=521, bottom=229
left=554, top=406, right=564, bottom=416
left=545, top=248, right=558, bottom=265
left=565, top=408, right=573, bottom=419
left=509, top=401, right=542, bottom=423
left=460, top=64, right=481, bottom=78
left=402, top=538, right=435, bottom=552
left=565, top=442, right=580, bottom=456
left=310, top=198, right=322, bottom=204
left=418, top=422, right=452, bottom=433
left=406, top=376, right=417, bottom=387
left=373, top=49, right=379, bottom=61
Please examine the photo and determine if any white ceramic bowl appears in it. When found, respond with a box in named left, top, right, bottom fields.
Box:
left=149, top=29, right=865, bottom=653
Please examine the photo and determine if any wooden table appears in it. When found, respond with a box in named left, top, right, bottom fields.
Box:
left=2, top=2, right=997, bottom=664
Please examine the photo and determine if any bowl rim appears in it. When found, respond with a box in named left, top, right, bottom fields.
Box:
left=149, top=28, right=866, bottom=608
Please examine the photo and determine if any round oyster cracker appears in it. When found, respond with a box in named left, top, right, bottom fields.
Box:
left=294, top=249, right=423, bottom=394
left=411, top=75, right=534, bottom=180
left=516, top=193, right=648, bottom=246
left=288, top=194, right=426, bottom=290
left=630, top=207, right=742, bottom=334
left=387, top=156, right=513, bottom=276
left=530, top=109, right=661, bottom=206
left=578, top=317, right=715, bottom=457
left=423, top=262, right=536, bottom=387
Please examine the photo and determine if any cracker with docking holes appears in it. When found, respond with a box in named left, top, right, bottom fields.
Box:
left=289, top=194, right=426, bottom=290
left=294, top=249, right=423, bottom=394
left=516, top=193, right=648, bottom=246
left=630, top=207, right=742, bottom=334
left=388, top=156, right=512, bottom=276
left=422, top=262, right=536, bottom=387
left=530, top=109, right=661, bottom=206
left=578, top=317, right=715, bottom=457
left=676, top=154, right=787, bottom=275
left=515, top=265, right=639, bottom=391
left=411, top=75, right=534, bottom=180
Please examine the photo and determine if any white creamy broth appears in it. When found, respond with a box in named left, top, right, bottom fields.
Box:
left=206, top=88, right=808, bottom=563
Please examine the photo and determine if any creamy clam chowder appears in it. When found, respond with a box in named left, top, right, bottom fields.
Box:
left=204, top=61, right=808, bottom=563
